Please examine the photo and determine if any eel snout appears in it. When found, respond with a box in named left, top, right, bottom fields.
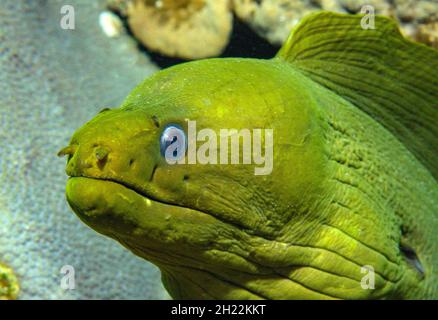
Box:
left=58, top=141, right=114, bottom=175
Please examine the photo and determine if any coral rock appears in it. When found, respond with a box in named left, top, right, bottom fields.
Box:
left=232, top=0, right=345, bottom=46
left=416, top=21, right=438, bottom=48
left=232, top=0, right=437, bottom=50
left=119, top=0, right=233, bottom=59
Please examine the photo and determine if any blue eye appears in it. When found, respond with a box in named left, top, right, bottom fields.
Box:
left=160, top=125, right=187, bottom=163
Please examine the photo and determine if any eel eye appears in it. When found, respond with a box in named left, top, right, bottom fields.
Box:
left=160, top=125, right=187, bottom=162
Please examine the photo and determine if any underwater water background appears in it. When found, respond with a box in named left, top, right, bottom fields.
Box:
left=1, top=0, right=437, bottom=299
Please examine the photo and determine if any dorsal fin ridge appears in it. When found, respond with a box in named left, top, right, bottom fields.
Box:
left=276, top=12, right=438, bottom=180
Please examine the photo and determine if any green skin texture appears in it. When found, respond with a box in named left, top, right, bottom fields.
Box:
left=63, top=57, right=437, bottom=299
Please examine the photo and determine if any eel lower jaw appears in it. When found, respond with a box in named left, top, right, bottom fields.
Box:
left=66, top=176, right=153, bottom=235
left=65, top=176, right=233, bottom=258
left=66, top=175, right=195, bottom=230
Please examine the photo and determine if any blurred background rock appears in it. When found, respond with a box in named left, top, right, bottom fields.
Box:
left=110, top=0, right=438, bottom=59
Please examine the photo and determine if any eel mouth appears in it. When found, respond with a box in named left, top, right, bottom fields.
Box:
left=66, top=176, right=156, bottom=228
left=66, top=173, right=255, bottom=234
left=66, top=174, right=208, bottom=223
left=68, top=174, right=174, bottom=209
left=65, top=175, right=230, bottom=252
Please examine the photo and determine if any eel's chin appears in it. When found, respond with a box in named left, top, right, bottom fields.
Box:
left=66, top=176, right=152, bottom=236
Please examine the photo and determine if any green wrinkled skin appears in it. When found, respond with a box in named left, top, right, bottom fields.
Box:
left=62, top=13, right=437, bottom=299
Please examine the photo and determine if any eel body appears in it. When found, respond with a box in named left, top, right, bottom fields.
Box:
left=60, top=12, right=438, bottom=299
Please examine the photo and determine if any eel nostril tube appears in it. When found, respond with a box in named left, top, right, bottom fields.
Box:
left=57, top=145, right=77, bottom=158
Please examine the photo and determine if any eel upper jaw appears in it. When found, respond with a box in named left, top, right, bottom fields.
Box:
left=68, top=173, right=159, bottom=204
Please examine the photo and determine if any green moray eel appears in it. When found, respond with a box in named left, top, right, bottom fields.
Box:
left=60, top=12, right=438, bottom=299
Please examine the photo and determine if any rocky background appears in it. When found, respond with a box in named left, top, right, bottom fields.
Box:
left=109, top=0, right=438, bottom=59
